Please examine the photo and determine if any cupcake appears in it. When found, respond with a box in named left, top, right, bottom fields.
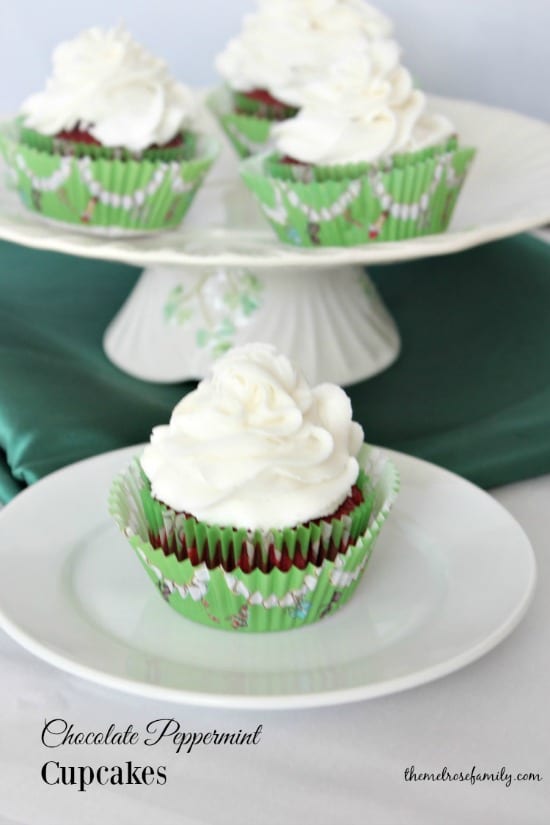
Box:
left=210, top=0, right=393, bottom=157
left=110, top=343, right=399, bottom=632
left=240, top=48, right=476, bottom=246
left=0, top=26, right=218, bottom=234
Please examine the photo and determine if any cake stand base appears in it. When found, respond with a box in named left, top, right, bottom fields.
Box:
left=103, top=264, right=400, bottom=386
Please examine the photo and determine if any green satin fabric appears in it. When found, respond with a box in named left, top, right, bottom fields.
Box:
left=0, top=234, right=549, bottom=504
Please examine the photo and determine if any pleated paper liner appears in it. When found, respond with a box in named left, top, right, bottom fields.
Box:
left=18, top=122, right=198, bottom=162
left=0, top=120, right=218, bottom=233
left=263, top=137, right=461, bottom=181
left=207, top=87, right=275, bottom=158
left=110, top=458, right=375, bottom=573
left=109, top=444, right=399, bottom=632
left=240, top=140, right=476, bottom=246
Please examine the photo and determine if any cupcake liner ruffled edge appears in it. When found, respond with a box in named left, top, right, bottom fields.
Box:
left=109, top=444, right=400, bottom=632
left=231, top=90, right=297, bottom=121
left=0, top=119, right=219, bottom=233
left=240, top=142, right=476, bottom=247
left=207, top=87, right=275, bottom=158
left=18, top=120, right=198, bottom=162
left=110, top=457, right=376, bottom=571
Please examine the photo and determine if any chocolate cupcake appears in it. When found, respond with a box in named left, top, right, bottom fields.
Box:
left=110, top=343, right=398, bottom=632
left=1, top=26, right=218, bottom=234
left=241, top=47, right=475, bottom=247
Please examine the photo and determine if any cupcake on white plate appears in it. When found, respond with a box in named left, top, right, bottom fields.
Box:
left=110, top=343, right=399, bottom=633
left=0, top=26, right=218, bottom=234
left=210, top=0, right=394, bottom=157
left=241, top=46, right=476, bottom=247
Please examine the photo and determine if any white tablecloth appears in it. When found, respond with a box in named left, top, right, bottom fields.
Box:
left=0, top=474, right=547, bottom=825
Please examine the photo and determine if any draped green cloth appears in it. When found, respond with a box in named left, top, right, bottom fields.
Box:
left=0, top=234, right=549, bottom=503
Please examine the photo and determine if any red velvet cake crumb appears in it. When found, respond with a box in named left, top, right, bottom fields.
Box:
left=56, top=127, right=101, bottom=145
left=55, top=125, right=184, bottom=150
left=280, top=155, right=308, bottom=166
left=243, top=88, right=288, bottom=108
left=147, top=486, right=365, bottom=574
left=157, top=132, right=184, bottom=149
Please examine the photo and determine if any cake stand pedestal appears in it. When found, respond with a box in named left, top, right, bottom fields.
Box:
left=1, top=95, right=550, bottom=385
left=103, top=263, right=399, bottom=384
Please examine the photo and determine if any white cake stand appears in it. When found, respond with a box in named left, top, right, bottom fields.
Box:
left=1, top=96, right=550, bottom=385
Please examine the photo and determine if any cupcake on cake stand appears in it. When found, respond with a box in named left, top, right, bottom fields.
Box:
left=1, top=96, right=550, bottom=385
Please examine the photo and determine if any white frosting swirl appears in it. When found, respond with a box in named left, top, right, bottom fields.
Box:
left=21, top=26, right=196, bottom=151
left=216, top=0, right=393, bottom=106
left=141, top=343, right=364, bottom=530
left=272, top=50, right=454, bottom=164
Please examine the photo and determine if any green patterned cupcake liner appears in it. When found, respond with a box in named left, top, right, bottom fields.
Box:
left=0, top=119, right=219, bottom=234
left=241, top=141, right=476, bottom=246
left=110, top=458, right=375, bottom=571
left=263, top=137, right=461, bottom=182
left=19, top=121, right=198, bottom=162
left=232, top=90, right=297, bottom=121
left=109, top=444, right=399, bottom=632
left=207, top=87, right=276, bottom=159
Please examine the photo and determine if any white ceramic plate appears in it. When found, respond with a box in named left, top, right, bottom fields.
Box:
left=0, top=446, right=536, bottom=709
left=1, top=96, right=550, bottom=268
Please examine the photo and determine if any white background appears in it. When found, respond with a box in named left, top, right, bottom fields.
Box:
left=0, top=0, right=549, bottom=121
